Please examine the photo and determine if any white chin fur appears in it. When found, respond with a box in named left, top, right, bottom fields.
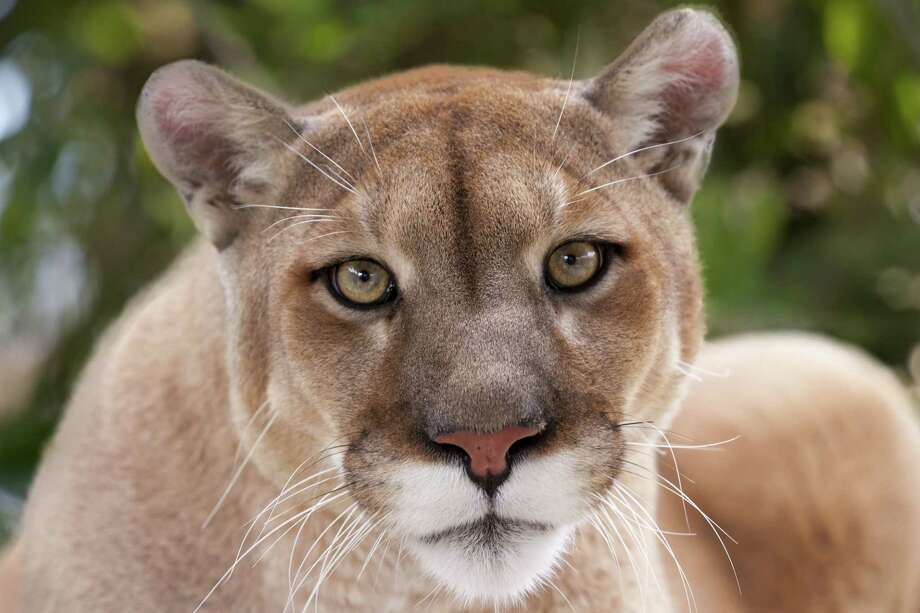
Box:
left=386, top=454, right=585, bottom=605
left=408, top=525, right=574, bottom=606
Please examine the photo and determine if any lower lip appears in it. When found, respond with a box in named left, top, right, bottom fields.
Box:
left=421, top=516, right=551, bottom=544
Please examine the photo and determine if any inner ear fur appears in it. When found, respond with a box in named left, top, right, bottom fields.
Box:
left=585, top=8, right=740, bottom=203
left=137, top=60, right=296, bottom=248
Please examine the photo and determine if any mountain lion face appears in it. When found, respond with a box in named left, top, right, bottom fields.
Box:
left=138, top=9, right=737, bottom=606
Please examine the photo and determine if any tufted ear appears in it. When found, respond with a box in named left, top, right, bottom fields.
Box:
left=137, top=60, right=296, bottom=248
left=586, top=9, right=739, bottom=203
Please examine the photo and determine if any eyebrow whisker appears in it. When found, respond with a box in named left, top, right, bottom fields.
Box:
left=234, top=204, right=333, bottom=212
left=261, top=215, right=341, bottom=234
left=275, top=136, right=359, bottom=196
left=575, top=162, right=687, bottom=197
left=582, top=131, right=704, bottom=179
left=266, top=226, right=352, bottom=245
left=551, top=34, right=580, bottom=144
left=329, top=95, right=368, bottom=158
left=283, top=118, right=357, bottom=184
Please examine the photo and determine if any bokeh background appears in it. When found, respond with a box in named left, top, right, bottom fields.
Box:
left=0, top=0, right=918, bottom=543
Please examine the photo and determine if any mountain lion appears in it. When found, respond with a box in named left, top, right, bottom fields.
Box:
left=1, top=8, right=918, bottom=612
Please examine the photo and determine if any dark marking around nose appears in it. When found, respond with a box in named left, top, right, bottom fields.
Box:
left=434, top=424, right=543, bottom=489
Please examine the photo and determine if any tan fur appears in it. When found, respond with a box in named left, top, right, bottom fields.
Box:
left=658, top=333, right=920, bottom=613
left=1, top=8, right=917, bottom=612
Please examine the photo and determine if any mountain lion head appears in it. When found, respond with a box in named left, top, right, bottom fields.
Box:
left=137, top=8, right=738, bottom=606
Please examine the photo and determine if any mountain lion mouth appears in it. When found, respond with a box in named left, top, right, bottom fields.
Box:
left=420, top=514, right=552, bottom=546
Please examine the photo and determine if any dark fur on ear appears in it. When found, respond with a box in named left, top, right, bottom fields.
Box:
left=137, top=60, right=296, bottom=248
left=586, top=9, right=739, bottom=202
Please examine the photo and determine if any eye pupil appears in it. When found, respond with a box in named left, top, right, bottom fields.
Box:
left=563, top=254, right=577, bottom=266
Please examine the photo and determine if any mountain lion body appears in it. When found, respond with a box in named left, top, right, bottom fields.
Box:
left=1, top=9, right=918, bottom=612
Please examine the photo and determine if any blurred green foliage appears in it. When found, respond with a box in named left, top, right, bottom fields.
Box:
left=0, top=0, right=918, bottom=532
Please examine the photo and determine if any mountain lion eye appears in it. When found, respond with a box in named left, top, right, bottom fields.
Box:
left=545, top=241, right=603, bottom=291
left=330, top=259, right=395, bottom=307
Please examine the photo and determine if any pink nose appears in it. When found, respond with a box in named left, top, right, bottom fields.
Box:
left=434, top=425, right=542, bottom=478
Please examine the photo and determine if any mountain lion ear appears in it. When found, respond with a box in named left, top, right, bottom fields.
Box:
left=137, top=60, right=296, bottom=248
left=585, top=9, right=739, bottom=203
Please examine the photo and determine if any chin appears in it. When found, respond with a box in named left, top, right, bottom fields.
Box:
left=407, top=517, right=575, bottom=606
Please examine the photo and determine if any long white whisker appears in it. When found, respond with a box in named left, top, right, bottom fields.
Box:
left=262, top=472, right=344, bottom=532
left=675, top=362, right=704, bottom=382
left=300, top=509, right=366, bottom=611
left=595, top=504, right=647, bottom=613
left=267, top=224, right=351, bottom=244
left=234, top=204, right=332, bottom=212
left=303, top=512, right=379, bottom=611
left=278, top=138, right=358, bottom=195
left=262, top=216, right=339, bottom=234
left=551, top=35, right=579, bottom=143
left=284, top=117, right=357, bottom=182
left=575, top=162, right=686, bottom=198
left=329, top=95, right=367, bottom=156
left=628, top=466, right=742, bottom=596
left=599, top=494, right=662, bottom=602
left=625, top=435, right=741, bottom=451
left=230, top=400, right=271, bottom=466
left=584, top=131, right=705, bottom=178
left=544, top=577, right=575, bottom=612
left=677, top=359, right=731, bottom=378
left=253, top=464, right=343, bottom=539
left=286, top=502, right=358, bottom=605
left=194, top=490, right=343, bottom=613
left=648, top=423, right=690, bottom=531
left=614, top=483, right=696, bottom=613
left=253, top=481, right=347, bottom=567
left=202, top=407, right=277, bottom=529
left=360, top=117, right=382, bottom=175
left=589, top=513, right=626, bottom=598
left=357, top=521, right=390, bottom=579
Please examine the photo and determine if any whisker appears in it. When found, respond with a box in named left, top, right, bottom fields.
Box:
left=551, top=34, right=580, bottom=144
left=614, top=483, right=696, bottom=613
left=229, top=400, right=271, bottom=467
left=574, top=162, right=687, bottom=198
left=194, top=488, right=346, bottom=613
left=588, top=513, right=626, bottom=598
left=357, top=523, right=390, bottom=579
left=625, top=435, right=741, bottom=451
left=202, top=405, right=276, bottom=529
left=276, top=137, right=358, bottom=195
left=267, top=225, right=351, bottom=245
left=626, top=463, right=742, bottom=595
left=599, top=493, right=663, bottom=601
left=543, top=577, right=575, bottom=612
left=234, top=204, right=333, bottom=213
left=594, top=505, right=647, bottom=612
left=677, top=359, right=732, bottom=379
left=583, top=131, right=705, bottom=178
left=303, top=511, right=381, bottom=611
left=329, top=95, right=367, bottom=156
left=284, top=117, right=357, bottom=183
left=261, top=216, right=339, bottom=234
left=287, top=503, right=360, bottom=609
left=360, top=116, right=383, bottom=176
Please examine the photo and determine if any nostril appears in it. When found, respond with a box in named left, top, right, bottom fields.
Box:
left=433, top=425, right=543, bottom=481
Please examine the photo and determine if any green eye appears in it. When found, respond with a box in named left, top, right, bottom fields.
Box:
left=330, top=259, right=395, bottom=307
left=546, top=241, right=603, bottom=291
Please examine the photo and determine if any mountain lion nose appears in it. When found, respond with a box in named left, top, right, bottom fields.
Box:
left=434, top=425, right=543, bottom=480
